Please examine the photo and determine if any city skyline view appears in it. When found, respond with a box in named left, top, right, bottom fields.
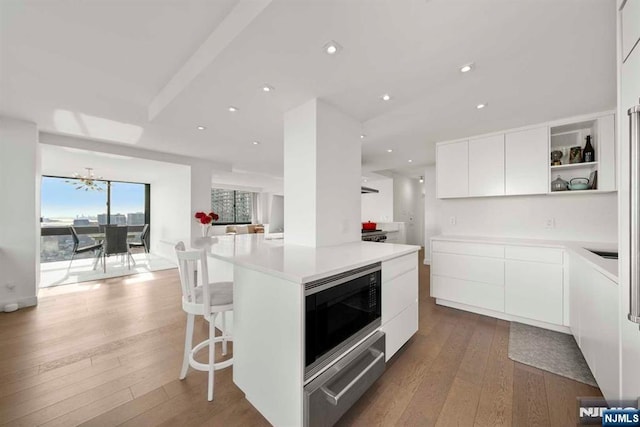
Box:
left=41, top=176, right=146, bottom=219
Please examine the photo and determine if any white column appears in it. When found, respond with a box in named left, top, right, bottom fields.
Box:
left=284, top=98, right=361, bottom=247
left=0, top=116, right=40, bottom=309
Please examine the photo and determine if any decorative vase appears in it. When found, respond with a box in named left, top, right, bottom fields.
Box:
left=201, top=225, right=210, bottom=237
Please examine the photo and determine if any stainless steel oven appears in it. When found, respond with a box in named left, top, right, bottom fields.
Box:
left=305, top=263, right=382, bottom=380
left=304, top=263, right=384, bottom=426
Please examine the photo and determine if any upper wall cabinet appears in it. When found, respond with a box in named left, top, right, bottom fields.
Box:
left=436, top=140, right=468, bottom=198
left=435, top=111, right=616, bottom=199
left=505, top=127, right=549, bottom=196
left=469, top=134, right=505, bottom=197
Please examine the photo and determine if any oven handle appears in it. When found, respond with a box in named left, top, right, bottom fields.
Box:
left=320, top=349, right=385, bottom=406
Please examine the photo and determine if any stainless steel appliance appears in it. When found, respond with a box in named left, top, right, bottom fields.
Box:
left=305, top=263, right=382, bottom=380
left=629, top=98, right=640, bottom=328
left=361, top=229, right=387, bottom=242
left=304, top=331, right=385, bottom=427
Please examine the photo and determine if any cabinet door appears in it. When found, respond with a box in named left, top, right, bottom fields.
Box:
left=469, top=134, right=505, bottom=196
left=596, top=114, right=616, bottom=191
left=505, top=127, right=548, bottom=195
left=437, top=141, right=468, bottom=198
left=591, top=269, right=620, bottom=400
left=505, top=260, right=563, bottom=325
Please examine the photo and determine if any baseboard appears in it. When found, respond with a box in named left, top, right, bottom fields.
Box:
left=435, top=298, right=571, bottom=334
left=1, top=295, right=38, bottom=311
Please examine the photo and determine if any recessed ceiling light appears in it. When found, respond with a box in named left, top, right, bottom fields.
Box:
left=363, top=179, right=368, bottom=183
left=197, top=126, right=206, bottom=130
left=228, top=106, right=238, bottom=112
left=262, top=84, right=274, bottom=92
left=387, top=149, right=393, bottom=153
left=252, top=141, right=260, bottom=145
left=323, top=41, right=342, bottom=55
left=360, top=134, right=366, bottom=139
left=476, top=103, right=487, bottom=109
left=460, top=63, right=474, bottom=73
left=381, top=94, right=391, bottom=101
left=408, top=159, right=413, bottom=163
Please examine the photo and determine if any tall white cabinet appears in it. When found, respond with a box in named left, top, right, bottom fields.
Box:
left=617, top=0, right=640, bottom=402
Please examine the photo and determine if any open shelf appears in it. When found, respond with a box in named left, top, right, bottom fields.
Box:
left=547, top=189, right=616, bottom=196
left=550, top=161, right=598, bottom=170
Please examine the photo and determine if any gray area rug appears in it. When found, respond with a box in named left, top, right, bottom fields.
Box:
left=508, top=322, right=597, bottom=387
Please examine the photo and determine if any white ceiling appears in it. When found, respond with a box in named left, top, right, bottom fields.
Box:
left=1, top=0, right=616, bottom=181
left=40, top=144, right=189, bottom=185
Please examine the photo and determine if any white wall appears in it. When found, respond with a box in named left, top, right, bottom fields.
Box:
left=393, top=174, right=424, bottom=246
left=0, top=117, right=40, bottom=309
left=150, top=166, right=191, bottom=260
left=423, top=165, right=439, bottom=263
left=284, top=98, right=361, bottom=247
left=430, top=190, right=617, bottom=243
left=361, top=178, right=394, bottom=222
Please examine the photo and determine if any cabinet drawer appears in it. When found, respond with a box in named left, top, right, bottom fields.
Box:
left=432, top=252, right=504, bottom=285
left=382, top=252, right=418, bottom=282
left=382, top=267, right=418, bottom=324
left=381, top=301, right=418, bottom=361
left=505, top=245, right=563, bottom=264
left=432, top=240, right=504, bottom=258
left=431, top=275, right=505, bottom=312
left=505, top=260, right=563, bottom=325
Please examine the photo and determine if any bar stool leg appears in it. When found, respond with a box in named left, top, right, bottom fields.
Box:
left=221, top=312, right=228, bottom=356
left=180, top=313, right=194, bottom=380
left=208, top=312, right=218, bottom=401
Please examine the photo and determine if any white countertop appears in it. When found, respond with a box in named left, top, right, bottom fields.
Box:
left=166, top=234, right=420, bottom=283
left=432, top=235, right=618, bottom=283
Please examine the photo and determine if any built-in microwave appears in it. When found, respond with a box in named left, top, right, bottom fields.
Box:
left=304, top=262, right=382, bottom=381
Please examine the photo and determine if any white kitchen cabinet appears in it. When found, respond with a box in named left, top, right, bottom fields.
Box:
left=431, top=275, right=504, bottom=312
left=381, top=301, right=418, bottom=362
left=590, top=269, right=620, bottom=400
left=596, top=114, right=617, bottom=191
left=431, top=238, right=567, bottom=331
left=469, top=134, right=505, bottom=197
left=567, top=252, right=620, bottom=400
left=505, top=260, right=563, bottom=325
left=436, top=140, right=468, bottom=198
left=381, top=253, right=418, bottom=360
left=505, top=127, right=549, bottom=195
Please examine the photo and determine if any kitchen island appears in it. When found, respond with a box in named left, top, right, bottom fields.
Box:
left=165, top=234, right=420, bottom=426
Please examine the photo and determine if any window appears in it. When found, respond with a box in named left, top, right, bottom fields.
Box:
left=211, top=189, right=253, bottom=224
left=40, top=176, right=150, bottom=262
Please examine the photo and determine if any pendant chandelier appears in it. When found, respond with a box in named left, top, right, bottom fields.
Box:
left=65, top=167, right=105, bottom=191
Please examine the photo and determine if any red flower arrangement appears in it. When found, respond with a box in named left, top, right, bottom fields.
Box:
left=194, top=211, right=219, bottom=224
left=195, top=211, right=219, bottom=236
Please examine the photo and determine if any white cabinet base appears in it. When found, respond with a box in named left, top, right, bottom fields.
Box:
left=381, top=301, right=418, bottom=361
left=435, top=299, right=571, bottom=335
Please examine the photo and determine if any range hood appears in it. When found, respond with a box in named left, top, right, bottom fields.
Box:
left=361, top=186, right=379, bottom=194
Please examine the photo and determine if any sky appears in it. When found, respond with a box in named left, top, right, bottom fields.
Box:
left=41, top=176, right=145, bottom=218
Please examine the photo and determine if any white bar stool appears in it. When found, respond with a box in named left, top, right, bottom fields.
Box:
left=175, top=241, right=233, bottom=401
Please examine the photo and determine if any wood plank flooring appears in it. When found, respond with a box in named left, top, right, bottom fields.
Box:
left=0, top=250, right=601, bottom=426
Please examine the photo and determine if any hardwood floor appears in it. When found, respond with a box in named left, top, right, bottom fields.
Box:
left=0, top=251, right=600, bottom=426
